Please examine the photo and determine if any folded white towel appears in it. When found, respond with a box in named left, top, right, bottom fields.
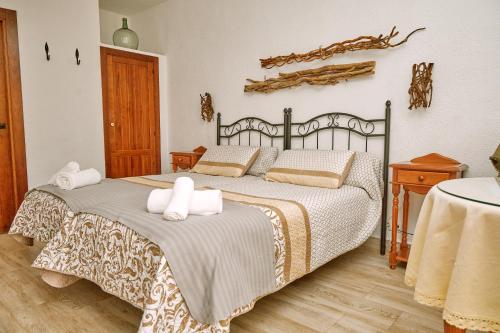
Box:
left=147, top=189, right=223, bottom=216
left=163, top=177, right=194, bottom=221
left=56, top=168, right=102, bottom=190
left=48, top=161, right=80, bottom=185
left=189, top=190, right=223, bottom=216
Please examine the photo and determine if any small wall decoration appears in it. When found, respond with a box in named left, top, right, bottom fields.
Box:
left=200, top=92, right=215, bottom=122
left=408, top=62, right=434, bottom=110
left=244, top=61, right=375, bottom=93
left=44, top=42, right=50, bottom=61
left=75, top=48, right=81, bottom=65
left=260, top=26, right=425, bottom=69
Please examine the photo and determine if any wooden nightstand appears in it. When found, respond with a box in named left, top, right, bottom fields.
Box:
left=389, top=153, right=467, bottom=269
left=170, top=146, right=206, bottom=172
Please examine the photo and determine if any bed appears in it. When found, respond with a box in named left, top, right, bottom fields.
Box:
left=9, top=101, right=391, bottom=332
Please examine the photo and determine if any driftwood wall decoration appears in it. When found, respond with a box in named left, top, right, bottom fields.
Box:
left=260, top=26, right=425, bottom=69
left=244, top=61, right=375, bottom=93
left=408, top=62, right=434, bottom=110
left=200, top=92, right=215, bottom=122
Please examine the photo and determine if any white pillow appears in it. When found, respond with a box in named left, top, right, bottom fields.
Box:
left=191, top=146, right=260, bottom=177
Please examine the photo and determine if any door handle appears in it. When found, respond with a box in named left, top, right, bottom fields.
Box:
left=110, top=122, right=115, bottom=127
left=0, top=123, right=6, bottom=129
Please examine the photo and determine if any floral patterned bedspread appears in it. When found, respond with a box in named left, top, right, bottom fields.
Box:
left=10, top=159, right=381, bottom=332
left=10, top=189, right=285, bottom=333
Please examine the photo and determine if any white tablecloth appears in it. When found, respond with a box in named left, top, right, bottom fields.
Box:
left=405, top=178, right=500, bottom=332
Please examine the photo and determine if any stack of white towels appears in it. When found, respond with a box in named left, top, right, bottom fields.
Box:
left=147, top=177, right=223, bottom=221
left=49, top=162, right=102, bottom=190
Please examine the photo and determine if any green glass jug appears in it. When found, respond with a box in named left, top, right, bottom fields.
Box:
left=113, top=18, right=139, bottom=50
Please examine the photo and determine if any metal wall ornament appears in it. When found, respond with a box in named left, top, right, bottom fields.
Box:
left=75, top=48, right=81, bottom=65
left=44, top=42, right=50, bottom=61
left=408, top=62, right=434, bottom=110
left=245, top=61, right=375, bottom=94
left=200, top=92, right=215, bottom=122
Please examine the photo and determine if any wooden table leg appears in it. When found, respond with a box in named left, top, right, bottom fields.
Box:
left=443, top=320, right=465, bottom=333
left=389, top=183, right=400, bottom=269
left=400, top=187, right=410, bottom=260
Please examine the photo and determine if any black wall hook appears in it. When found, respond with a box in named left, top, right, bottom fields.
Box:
left=45, top=42, right=50, bottom=61
left=75, top=48, right=81, bottom=65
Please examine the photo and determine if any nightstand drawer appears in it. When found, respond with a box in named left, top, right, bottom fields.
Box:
left=173, top=155, right=191, bottom=166
left=398, top=170, right=449, bottom=186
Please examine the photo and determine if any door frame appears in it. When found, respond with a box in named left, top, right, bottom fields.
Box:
left=0, top=8, right=27, bottom=232
left=100, top=46, right=161, bottom=177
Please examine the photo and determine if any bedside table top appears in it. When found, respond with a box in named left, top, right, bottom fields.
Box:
left=170, top=146, right=207, bottom=156
left=390, top=153, right=468, bottom=172
left=170, top=151, right=203, bottom=156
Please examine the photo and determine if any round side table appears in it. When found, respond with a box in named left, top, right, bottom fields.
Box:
left=405, top=177, right=500, bottom=333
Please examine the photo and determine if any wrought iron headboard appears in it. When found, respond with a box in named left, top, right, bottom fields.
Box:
left=217, top=100, right=391, bottom=255
left=216, top=113, right=287, bottom=149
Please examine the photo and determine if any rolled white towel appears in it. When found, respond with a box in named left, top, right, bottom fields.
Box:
left=189, top=190, right=223, bottom=216
left=55, top=168, right=102, bottom=190
left=48, top=161, right=80, bottom=185
left=147, top=189, right=223, bottom=216
left=147, top=189, right=173, bottom=214
left=163, top=177, right=194, bottom=221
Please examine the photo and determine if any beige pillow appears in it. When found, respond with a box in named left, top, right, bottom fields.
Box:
left=265, top=149, right=355, bottom=189
left=191, top=146, right=260, bottom=177
left=247, top=147, right=279, bottom=176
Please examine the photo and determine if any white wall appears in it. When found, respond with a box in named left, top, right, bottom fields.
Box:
left=0, top=0, right=104, bottom=188
left=130, top=0, right=500, bottom=238
left=99, top=9, right=128, bottom=45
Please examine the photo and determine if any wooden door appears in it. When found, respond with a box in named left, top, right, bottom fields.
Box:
left=0, top=8, right=27, bottom=232
left=100, top=47, right=160, bottom=178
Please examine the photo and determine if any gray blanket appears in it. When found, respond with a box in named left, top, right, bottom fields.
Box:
left=37, top=180, right=275, bottom=323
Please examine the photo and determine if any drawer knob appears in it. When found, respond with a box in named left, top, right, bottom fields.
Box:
left=418, top=175, right=425, bottom=182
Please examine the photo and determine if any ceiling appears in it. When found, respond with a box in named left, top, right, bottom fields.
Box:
left=99, top=0, right=167, bottom=15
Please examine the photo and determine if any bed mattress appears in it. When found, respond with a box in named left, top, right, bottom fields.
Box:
left=9, top=154, right=382, bottom=332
